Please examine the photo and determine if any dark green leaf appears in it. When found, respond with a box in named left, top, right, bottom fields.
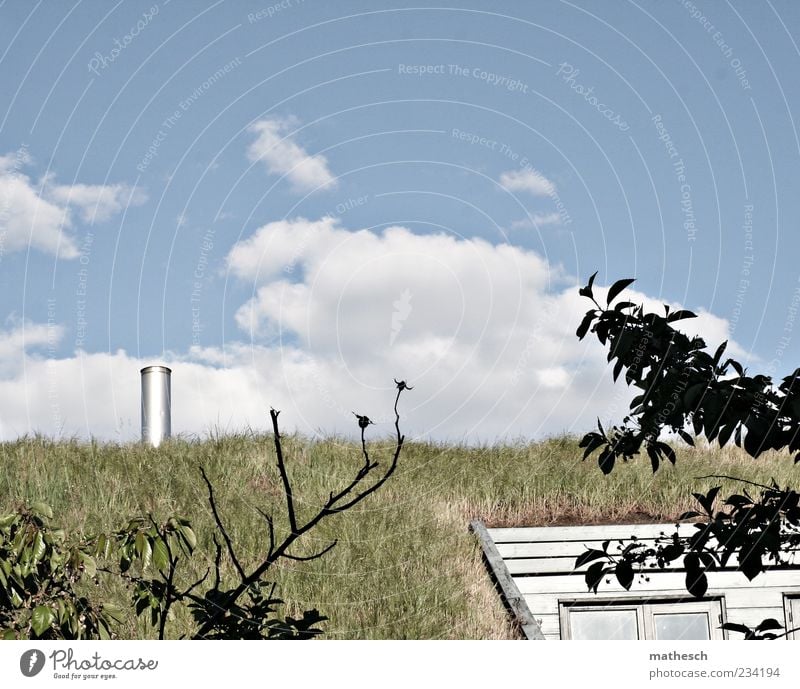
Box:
left=656, top=442, right=676, bottom=465
left=575, top=549, right=608, bottom=569
left=721, top=622, right=752, bottom=636
left=614, top=301, right=637, bottom=312
left=30, top=502, right=53, bottom=519
left=667, top=309, right=697, bottom=322
left=686, top=570, right=708, bottom=598
left=81, top=554, right=96, bottom=578
left=135, top=532, right=152, bottom=570
left=739, top=548, right=763, bottom=581
left=717, top=423, right=734, bottom=448
left=585, top=561, right=605, bottom=593
left=579, top=271, right=598, bottom=299
left=153, top=537, right=169, bottom=571
left=598, top=447, right=615, bottom=475
left=31, top=605, right=54, bottom=637
left=179, top=525, right=197, bottom=551
left=755, top=618, right=784, bottom=633
left=678, top=511, right=701, bottom=520
left=647, top=444, right=660, bottom=473
left=606, top=278, right=636, bottom=306
left=576, top=311, right=596, bottom=340
left=615, top=561, right=634, bottom=590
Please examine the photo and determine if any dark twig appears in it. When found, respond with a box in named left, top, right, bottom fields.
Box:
left=179, top=568, right=210, bottom=599
left=255, top=507, right=275, bottom=557
left=191, top=381, right=409, bottom=639
left=695, top=474, right=776, bottom=491
left=211, top=535, right=222, bottom=590
left=283, top=539, right=338, bottom=562
left=271, top=408, right=298, bottom=534
left=200, top=466, right=246, bottom=581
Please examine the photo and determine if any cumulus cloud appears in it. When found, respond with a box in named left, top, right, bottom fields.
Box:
left=0, top=319, right=63, bottom=378
left=48, top=182, right=147, bottom=223
left=0, top=218, right=749, bottom=443
left=499, top=168, right=556, bottom=196
left=0, top=156, right=74, bottom=258
left=247, top=117, right=336, bottom=192
left=0, top=149, right=146, bottom=258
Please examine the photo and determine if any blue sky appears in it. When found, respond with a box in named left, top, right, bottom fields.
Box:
left=1, top=0, right=799, bottom=441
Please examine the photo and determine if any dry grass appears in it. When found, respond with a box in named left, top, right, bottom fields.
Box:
left=0, top=433, right=795, bottom=639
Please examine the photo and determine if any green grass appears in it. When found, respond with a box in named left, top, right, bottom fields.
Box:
left=1, top=433, right=797, bottom=639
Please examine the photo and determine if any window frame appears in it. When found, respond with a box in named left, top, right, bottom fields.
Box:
left=783, top=594, right=800, bottom=640
left=559, top=597, right=726, bottom=640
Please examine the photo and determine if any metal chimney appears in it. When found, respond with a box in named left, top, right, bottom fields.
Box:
left=141, top=365, right=171, bottom=447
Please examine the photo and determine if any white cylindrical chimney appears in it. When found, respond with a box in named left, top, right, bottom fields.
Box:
left=141, top=365, right=171, bottom=447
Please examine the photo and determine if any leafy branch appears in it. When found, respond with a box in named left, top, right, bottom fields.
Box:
left=576, top=272, right=800, bottom=474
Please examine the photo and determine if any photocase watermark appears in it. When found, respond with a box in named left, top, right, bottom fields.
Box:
left=247, top=0, right=305, bottom=23
left=137, top=57, right=243, bottom=172
left=75, top=232, right=93, bottom=348
left=20, top=648, right=159, bottom=681
left=555, top=62, right=629, bottom=132
left=678, top=0, right=751, bottom=90
left=450, top=128, right=573, bottom=226
left=19, top=649, right=45, bottom=677
left=87, top=3, right=164, bottom=76
left=390, top=288, right=413, bottom=346
left=652, top=114, right=696, bottom=242
left=191, top=228, right=215, bottom=347
left=398, top=63, right=530, bottom=93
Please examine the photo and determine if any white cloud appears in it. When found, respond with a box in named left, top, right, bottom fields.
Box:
left=48, top=182, right=147, bottom=223
left=0, top=149, right=146, bottom=258
left=0, top=220, right=749, bottom=443
left=499, top=168, right=556, bottom=196
left=0, top=319, right=63, bottom=378
left=0, top=162, right=75, bottom=258
left=247, top=117, right=336, bottom=193
left=511, top=212, right=563, bottom=230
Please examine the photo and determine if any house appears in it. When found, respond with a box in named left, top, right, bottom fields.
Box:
left=472, top=520, right=800, bottom=640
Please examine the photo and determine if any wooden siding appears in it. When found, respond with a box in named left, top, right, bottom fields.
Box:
left=480, top=522, right=800, bottom=640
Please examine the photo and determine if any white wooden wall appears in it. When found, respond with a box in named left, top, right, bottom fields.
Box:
left=487, top=524, right=800, bottom=640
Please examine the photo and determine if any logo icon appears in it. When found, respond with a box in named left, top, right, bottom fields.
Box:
left=20, top=649, right=45, bottom=677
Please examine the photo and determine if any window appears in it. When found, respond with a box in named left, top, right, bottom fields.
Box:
left=560, top=599, right=725, bottom=640
left=784, top=595, right=800, bottom=640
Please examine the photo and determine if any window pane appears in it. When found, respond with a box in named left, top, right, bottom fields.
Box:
left=570, top=609, right=639, bottom=640
left=654, top=613, right=709, bottom=640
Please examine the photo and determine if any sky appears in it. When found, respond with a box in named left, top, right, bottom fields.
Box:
left=1, top=0, right=799, bottom=443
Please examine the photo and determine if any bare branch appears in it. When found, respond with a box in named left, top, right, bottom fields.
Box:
left=200, top=466, right=246, bottom=581
left=192, top=382, right=409, bottom=639
left=255, top=506, right=275, bottom=557
left=179, top=568, right=210, bottom=599
left=211, top=535, right=222, bottom=590
left=694, top=474, right=775, bottom=491
left=271, top=408, right=298, bottom=534
left=283, top=539, right=338, bottom=562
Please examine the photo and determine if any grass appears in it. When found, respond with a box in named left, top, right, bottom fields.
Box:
left=1, top=432, right=797, bottom=639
